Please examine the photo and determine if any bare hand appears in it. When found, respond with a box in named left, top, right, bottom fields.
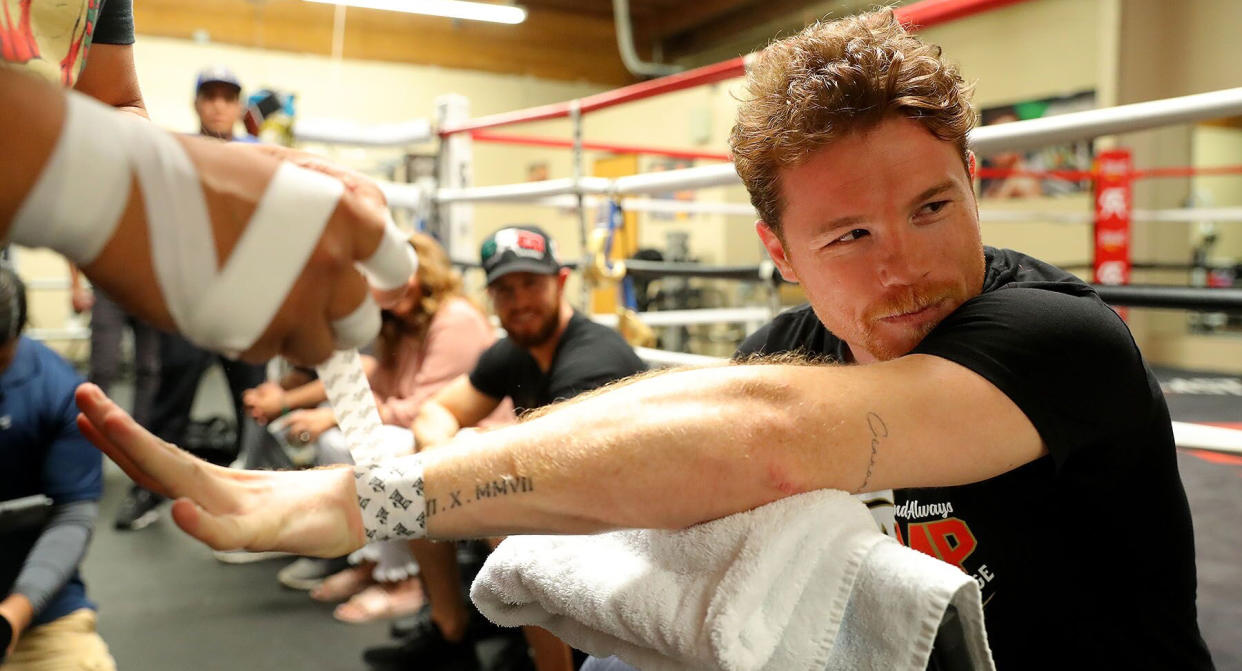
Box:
left=75, top=383, right=364, bottom=557
left=0, top=594, right=31, bottom=661
left=284, top=407, right=337, bottom=444
left=242, top=382, right=286, bottom=424
left=70, top=286, right=94, bottom=313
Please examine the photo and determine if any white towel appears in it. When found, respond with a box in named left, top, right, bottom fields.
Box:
left=828, top=539, right=993, bottom=671
left=471, top=489, right=993, bottom=671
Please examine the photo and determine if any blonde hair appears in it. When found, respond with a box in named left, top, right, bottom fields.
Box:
left=377, top=232, right=470, bottom=365
left=729, top=10, right=975, bottom=236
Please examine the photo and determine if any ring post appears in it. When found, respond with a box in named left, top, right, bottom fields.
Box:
left=570, top=99, right=591, bottom=311
left=435, top=94, right=474, bottom=266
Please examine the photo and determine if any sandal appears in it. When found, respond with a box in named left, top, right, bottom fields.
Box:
left=333, top=579, right=427, bottom=624
left=310, top=562, right=376, bottom=603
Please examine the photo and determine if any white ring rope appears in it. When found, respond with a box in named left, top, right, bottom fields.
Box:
left=969, top=87, right=1242, bottom=156
left=591, top=307, right=772, bottom=328
left=294, top=117, right=433, bottom=147
left=354, top=87, right=1242, bottom=209
left=1170, top=421, right=1242, bottom=456
left=435, top=177, right=611, bottom=204
left=978, top=207, right=1242, bottom=225
left=534, top=195, right=757, bottom=217
left=378, top=182, right=426, bottom=211
left=633, top=347, right=725, bottom=368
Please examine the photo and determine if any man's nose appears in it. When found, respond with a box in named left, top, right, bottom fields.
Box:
left=875, top=225, right=929, bottom=287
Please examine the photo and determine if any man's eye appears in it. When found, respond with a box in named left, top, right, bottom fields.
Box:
left=834, top=229, right=869, bottom=244
left=919, top=200, right=951, bottom=216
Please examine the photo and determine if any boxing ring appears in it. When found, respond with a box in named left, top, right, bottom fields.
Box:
left=274, top=0, right=1242, bottom=461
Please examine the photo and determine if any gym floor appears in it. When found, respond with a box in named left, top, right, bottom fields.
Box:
left=80, top=367, right=1242, bottom=670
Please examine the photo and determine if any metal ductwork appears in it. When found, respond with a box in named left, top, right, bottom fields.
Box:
left=612, top=0, right=682, bottom=77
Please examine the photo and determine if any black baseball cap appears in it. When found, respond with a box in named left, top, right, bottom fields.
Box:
left=480, top=226, right=560, bottom=284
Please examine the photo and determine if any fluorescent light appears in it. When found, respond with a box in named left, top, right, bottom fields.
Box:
left=304, top=0, right=527, bottom=24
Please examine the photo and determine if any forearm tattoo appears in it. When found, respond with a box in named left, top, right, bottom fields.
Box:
left=856, top=411, right=887, bottom=493
left=353, top=459, right=537, bottom=540
left=425, top=475, right=535, bottom=517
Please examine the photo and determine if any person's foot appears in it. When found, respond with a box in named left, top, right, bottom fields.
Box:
left=334, top=579, right=426, bottom=623
left=277, top=556, right=351, bottom=591
left=113, top=486, right=165, bottom=530
left=311, top=562, right=378, bottom=603
left=363, top=615, right=478, bottom=671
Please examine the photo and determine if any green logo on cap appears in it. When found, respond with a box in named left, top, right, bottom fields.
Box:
left=481, top=239, right=497, bottom=262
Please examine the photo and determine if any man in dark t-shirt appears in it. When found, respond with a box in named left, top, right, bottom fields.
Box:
left=363, top=226, right=645, bottom=671
left=735, top=248, right=1209, bottom=669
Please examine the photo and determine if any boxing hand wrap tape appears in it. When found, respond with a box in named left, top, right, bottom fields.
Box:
left=317, top=348, right=427, bottom=540
left=10, top=91, right=417, bottom=355
left=317, top=349, right=385, bottom=462
left=10, top=93, right=133, bottom=266
left=353, top=455, right=427, bottom=542
left=332, top=213, right=418, bottom=349
left=362, top=213, right=419, bottom=291
left=179, top=162, right=346, bottom=353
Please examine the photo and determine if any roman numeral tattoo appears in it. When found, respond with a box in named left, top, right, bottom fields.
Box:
left=426, top=475, right=536, bottom=517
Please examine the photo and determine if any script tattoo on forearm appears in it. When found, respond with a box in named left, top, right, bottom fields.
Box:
left=425, top=475, right=535, bottom=516
left=856, top=411, right=887, bottom=493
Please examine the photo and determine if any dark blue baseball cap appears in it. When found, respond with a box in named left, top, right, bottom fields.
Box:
left=195, top=66, right=241, bottom=95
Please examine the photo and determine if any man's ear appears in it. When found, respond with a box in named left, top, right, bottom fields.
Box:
left=555, top=266, right=571, bottom=291
left=968, top=150, right=977, bottom=180
left=755, top=221, right=798, bottom=284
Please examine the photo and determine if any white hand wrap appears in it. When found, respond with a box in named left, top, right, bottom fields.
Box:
left=361, top=214, right=419, bottom=291
left=10, top=91, right=418, bottom=354
left=318, top=348, right=428, bottom=539
left=318, top=349, right=387, bottom=463
left=353, top=457, right=428, bottom=541
left=11, top=92, right=131, bottom=265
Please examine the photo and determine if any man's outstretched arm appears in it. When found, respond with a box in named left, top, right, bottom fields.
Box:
left=76, top=353, right=1043, bottom=555
left=416, top=354, right=1044, bottom=537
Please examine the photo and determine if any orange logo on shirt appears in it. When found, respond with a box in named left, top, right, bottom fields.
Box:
left=896, top=517, right=977, bottom=570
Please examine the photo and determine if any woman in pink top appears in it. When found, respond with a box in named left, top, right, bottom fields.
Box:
left=242, top=232, right=512, bottom=621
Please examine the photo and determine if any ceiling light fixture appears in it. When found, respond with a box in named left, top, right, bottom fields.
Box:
left=303, top=0, right=527, bottom=25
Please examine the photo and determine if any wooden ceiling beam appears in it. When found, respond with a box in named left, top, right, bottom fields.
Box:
left=132, top=0, right=638, bottom=86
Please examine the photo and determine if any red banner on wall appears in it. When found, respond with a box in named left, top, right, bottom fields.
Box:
left=1093, top=149, right=1133, bottom=287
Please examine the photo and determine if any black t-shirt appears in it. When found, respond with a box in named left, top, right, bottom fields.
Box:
left=470, top=311, right=647, bottom=414
left=95, top=0, right=135, bottom=46
left=737, top=247, right=1213, bottom=670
